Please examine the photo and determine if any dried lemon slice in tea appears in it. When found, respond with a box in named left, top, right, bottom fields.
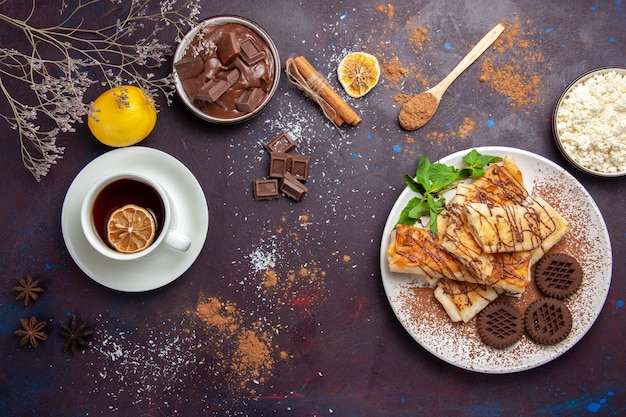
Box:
left=337, top=52, right=380, bottom=98
left=106, top=204, right=156, bottom=253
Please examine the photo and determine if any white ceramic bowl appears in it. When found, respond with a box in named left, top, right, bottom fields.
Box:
left=173, top=15, right=280, bottom=124
left=552, top=67, right=626, bottom=177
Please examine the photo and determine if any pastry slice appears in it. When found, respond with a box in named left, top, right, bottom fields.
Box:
left=387, top=225, right=473, bottom=286
left=433, top=278, right=503, bottom=323
left=463, top=197, right=570, bottom=254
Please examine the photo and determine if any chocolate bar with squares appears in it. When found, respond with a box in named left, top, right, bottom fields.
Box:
left=252, top=179, right=280, bottom=200
left=269, top=152, right=292, bottom=178
left=289, top=154, right=310, bottom=181
left=280, top=172, right=308, bottom=201
left=264, top=130, right=296, bottom=153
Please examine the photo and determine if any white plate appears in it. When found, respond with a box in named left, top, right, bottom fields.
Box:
left=380, top=146, right=612, bottom=373
left=61, top=147, right=209, bottom=292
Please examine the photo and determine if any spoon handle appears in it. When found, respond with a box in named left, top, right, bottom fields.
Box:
left=430, top=22, right=505, bottom=100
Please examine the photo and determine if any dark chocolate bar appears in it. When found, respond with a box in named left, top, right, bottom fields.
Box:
left=280, top=172, right=308, bottom=201
left=289, top=154, right=310, bottom=181
left=253, top=179, right=280, bottom=200
left=269, top=152, right=291, bottom=178
left=264, top=130, right=296, bottom=153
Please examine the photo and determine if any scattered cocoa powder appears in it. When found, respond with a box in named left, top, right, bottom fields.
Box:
left=409, top=26, right=430, bottom=51
left=195, top=297, right=278, bottom=396
left=479, top=17, right=545, bottom=108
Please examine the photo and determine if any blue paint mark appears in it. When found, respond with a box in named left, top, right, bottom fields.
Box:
left=351, top=153, right=358, bottom=159
left=44, top=263, right=53, bottom=271
left=588, top=402, right=601, bottom=412
left=444, top=42, right=452, bottom=50
left=546, top=28, right=552, bottom=34
left=340, top=13, right=348, bottom=20
left=367, top=134, right=372, bottom=141
left=616, top=299, right=624, bottom=308
left=487, top=119, right=495, bottom=128
left=392, top=144, right=402, bottom=153
left=591, top=5, right=596, bottom=11
left=609, top=37, right=615, bottom=43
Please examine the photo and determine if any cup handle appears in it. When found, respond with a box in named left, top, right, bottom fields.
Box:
left=165, top=230, right=192, bottom=252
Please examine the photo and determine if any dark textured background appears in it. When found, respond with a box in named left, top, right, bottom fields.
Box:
left=1, top=0, right=624, bottom=416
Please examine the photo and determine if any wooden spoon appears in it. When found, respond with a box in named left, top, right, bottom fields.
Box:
left=399, top=22, right=505, bottom=131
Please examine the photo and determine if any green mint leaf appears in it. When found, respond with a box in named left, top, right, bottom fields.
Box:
left=408, top=198, right=431, bottom=220
left=396, top=197, right=422, bottom=226
left=428, top=163, right=462, bottom=194
left=403, top=174, right=426, bottom=195
left=415, top=154, right=432, bottom=193
left=426, top=195, right=446, bottom=234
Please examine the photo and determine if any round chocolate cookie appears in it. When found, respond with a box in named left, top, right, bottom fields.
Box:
left=524, top=298, right=573, bottom=345
left=477, top=301, right=524, bottom=349
left=534, top=253, right=583, bottom=299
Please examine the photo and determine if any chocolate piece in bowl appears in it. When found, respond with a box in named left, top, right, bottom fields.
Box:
left=218, top=31, right=241, bottom=65
left=173, top=56, right=203, bottom=80
left=236, top=88, right=265, bottom=113
left=196, top=68, right=240, bottom=103
left=239, top=38, right=265, bottom=65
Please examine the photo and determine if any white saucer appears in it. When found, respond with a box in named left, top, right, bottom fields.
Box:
left=61, top=146, right=209, bottom=292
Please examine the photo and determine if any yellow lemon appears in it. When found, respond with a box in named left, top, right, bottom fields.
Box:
left=88, top=85, right=157, bottom=147
left=337, top=52, right=380, bottom=98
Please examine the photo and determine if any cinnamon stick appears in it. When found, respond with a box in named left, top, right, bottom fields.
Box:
left=287, top=56, right=362, bottom=126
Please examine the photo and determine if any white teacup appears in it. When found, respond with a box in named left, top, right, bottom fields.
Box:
left=80, top=171, right=191, bottom=260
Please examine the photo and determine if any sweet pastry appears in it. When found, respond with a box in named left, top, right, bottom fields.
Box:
left=477, top=301, right=524, bottom=349
left=524, top=298, right=573, bottom=345
left=464, top=197, right=570, bottom=254
left=433, top=278, right=502, bottom=323
left=387, top=226, right=472, bottom=286
left=534, top=253, right=583, bottom=299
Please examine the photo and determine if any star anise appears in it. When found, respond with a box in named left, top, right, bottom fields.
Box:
left=15, top=316, right=47, bottom=348
left=13, top=274, right=44, bottom=306
left=59, top=315, right=94, bottom=354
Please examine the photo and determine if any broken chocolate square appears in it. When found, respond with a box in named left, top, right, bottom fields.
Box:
left=196, top=68, right=240, bottom=102
left=289, top=154, right=310, bottom=181
left=239, top=38, right=265, bottom=65
left=218, top=32, right=241, bottom=65
left=280, top=172, right=308, bottom=201
left=269, top=152, right=292, bottom=178
left=253, top=179, right=280, bottom=200
left=174, top=56, right=204, bottom=80
left=236, top=88, right=265, bottom=113
left=264, top=130, right=296, bottom=153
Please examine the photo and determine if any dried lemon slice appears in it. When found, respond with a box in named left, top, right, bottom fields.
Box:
left=106, top=204, right=156, bottom=253
left=337, top=52, right=380, bottom=98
